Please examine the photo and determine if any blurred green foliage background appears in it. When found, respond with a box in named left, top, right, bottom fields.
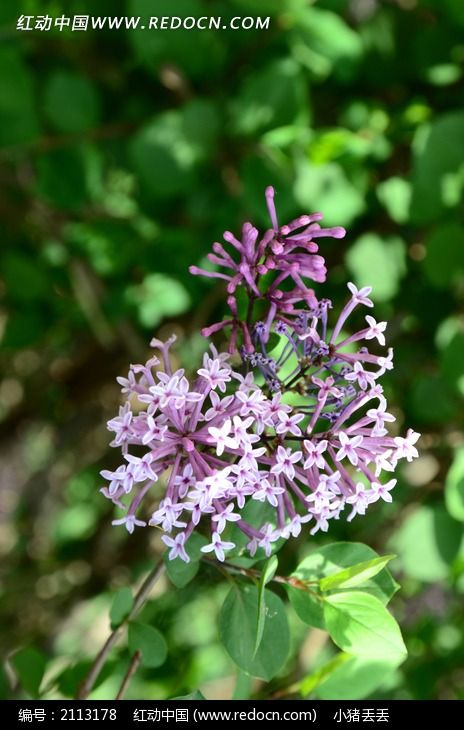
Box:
left=0, top=0, right=463, bottom=700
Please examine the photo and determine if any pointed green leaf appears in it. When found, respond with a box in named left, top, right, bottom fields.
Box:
left=300, top=652, right=351, bottom=696
left=11, top=648, right=47, bottom=697
left=109, top=587, right=133, bottom=629
left=288, top=542, right=398, bottom=629
left=219, top=583, right=289, bottom=681
left=315, top=654, right=404, bottom=700
left=165, top=533, right=208, bottom=588
left=319, top=555, right=396, bottom=592
left=346, top=233, right=407, bottom=302
left=323, top=591, right=407, bottom=658
left=253, top=555, right=278, bottom=657
left=43, top=71, right=100, bottom=134
left=390, top=505, right=462, bottom=581
left=171, top=690, right=206, bottom=700
left=287, top=586, right=325, bottom=629
left=128, top=622, right=167, bottom=668
left=445, top=448, right=464, bottom=522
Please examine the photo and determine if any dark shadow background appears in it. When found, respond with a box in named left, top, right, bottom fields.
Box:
left=0, top=0, right=463, bottom=700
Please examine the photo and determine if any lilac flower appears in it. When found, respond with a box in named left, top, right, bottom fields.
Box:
left=393, top=429, right=420, bottom=462
left=275, top=411, right=305, bottom=436
left=207, top=419, right=239, bottom=456
left=212, top=504, right=241, bottom=533
left=112, top=514, right=147, bottom=533
left=190, top=187, right=346, bottom=352
left=271, top=446, right=303, bottom=480
left=102, top=189, right=420, bottom=566
left=368, top=479, right=397, bottom=504
left=303, top=439, right=328, bottom=469
left=162, top=533, right=190, bottom=563
left=252, top=477, right=285, bottom=507
left=197, top=353, right=232, bottom=392
left=347, top=282, right=374, bottom=307
left=336, top=433, right=364, bottom=467
left=366, top=402, right=396, bottom=435
left=201, top=532, right=236, bottom=562
left=346, top=484, right=371, bottom=521
left=107, top=405, right=133, bottom=448
left=255, top=523, right=281, bottom=557
left=365, top=315, right=387, bottom=346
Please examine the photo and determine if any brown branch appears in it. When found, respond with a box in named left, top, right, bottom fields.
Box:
left=115, top=651, right=142, bottom=700
left=76, top=560, right=165, bottom=700
left=201, top=557, right=321, bottom=598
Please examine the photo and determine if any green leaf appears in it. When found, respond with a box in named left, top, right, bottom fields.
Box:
left=129, top=100, right=219, bottom=199
left=53, top=502, right=98, bottom=545
left=323, top=591, right=407, bottom=658
left=110, top=587, right=134, bottom=630
left=171, top=690, right=206, bottom=700
left=2, top=310, right=48, bottom=349
left=53, top=504, right=97, bottom=544
left=287, top=586, right=324, bottom=629
left=165, top=533, right=208, bottom=588
left=409, top=375, right=458, bottom=424
left=319, top=555, right=396, bottom=592
left=129, top=0, right=224, bottom=79
left=291, top=7, right=363, bottom=81
left=445, top=0, right=464, bottom=26
left=219, top=583, right=289, bottom=680
left=441, top=333, right=464, bottom=391
left=43, top=71, right=100, bottom=133
left=390, top=504, right=462, bottom=582
left=410, top=112, right=464, bottom=223
left=35, top=145, right=100, bottom=211
left=1, top=252, right=48, bottom=303
left=253, top=555, right=278, bottom=657
left=300, top=652, right=351, bottom=696
left=346, top=234, right=407, bottom=302
left=126, top=273, right=191, bottom=328
left=232, top=58, right=308, bottom=136
left=56, top=661, right=114, bottom=698
left=376, top=177, right=411, bottom=223
left=232, top=670, right=252, bottom=700
left=0, top=663, right=9, bottom=700
left=11, top=648, right=47, bottom=697
left=314, top=653, right=404, bottom=700
left=225, top=499, right=279, bottom=559
left=230, top=0, right=288, bottom=13
left=128, top=622, right=167, bottom=668
left=423, top=224, right=464, bottom=289
left=288, top=542, right=398, bottom=628
left=445, top=449, right=464, bottom=522
left=294, top=162, right=366, bottom=228
left=0, top=49, right=39, bottom=146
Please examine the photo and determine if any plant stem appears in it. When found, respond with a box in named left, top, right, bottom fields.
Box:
left=201, top=557, right=321, bottom=597
left=76, top=560, right=165, bottom=699
left=232, top=669, right=252, bottom=700
left=245, top=293, right=256, bottom=330
left=115, top=651, right=142, bottom=700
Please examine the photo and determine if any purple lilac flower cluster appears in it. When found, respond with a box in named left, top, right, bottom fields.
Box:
left=101, top=189, right=420, bottom=564
left=189, top=187, right=345, bottom=352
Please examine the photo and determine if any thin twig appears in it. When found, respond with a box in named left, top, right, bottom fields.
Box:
left=201, top=557, right=321, bottom=597
left=76, top=560, right=165, bottom=699
left=115, top=651, right=142, bottom=700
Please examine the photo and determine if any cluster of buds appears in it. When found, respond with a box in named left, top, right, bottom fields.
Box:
left=189, top=187, right=345, bottom=352
left=101, top=189, right=420, bottom=563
